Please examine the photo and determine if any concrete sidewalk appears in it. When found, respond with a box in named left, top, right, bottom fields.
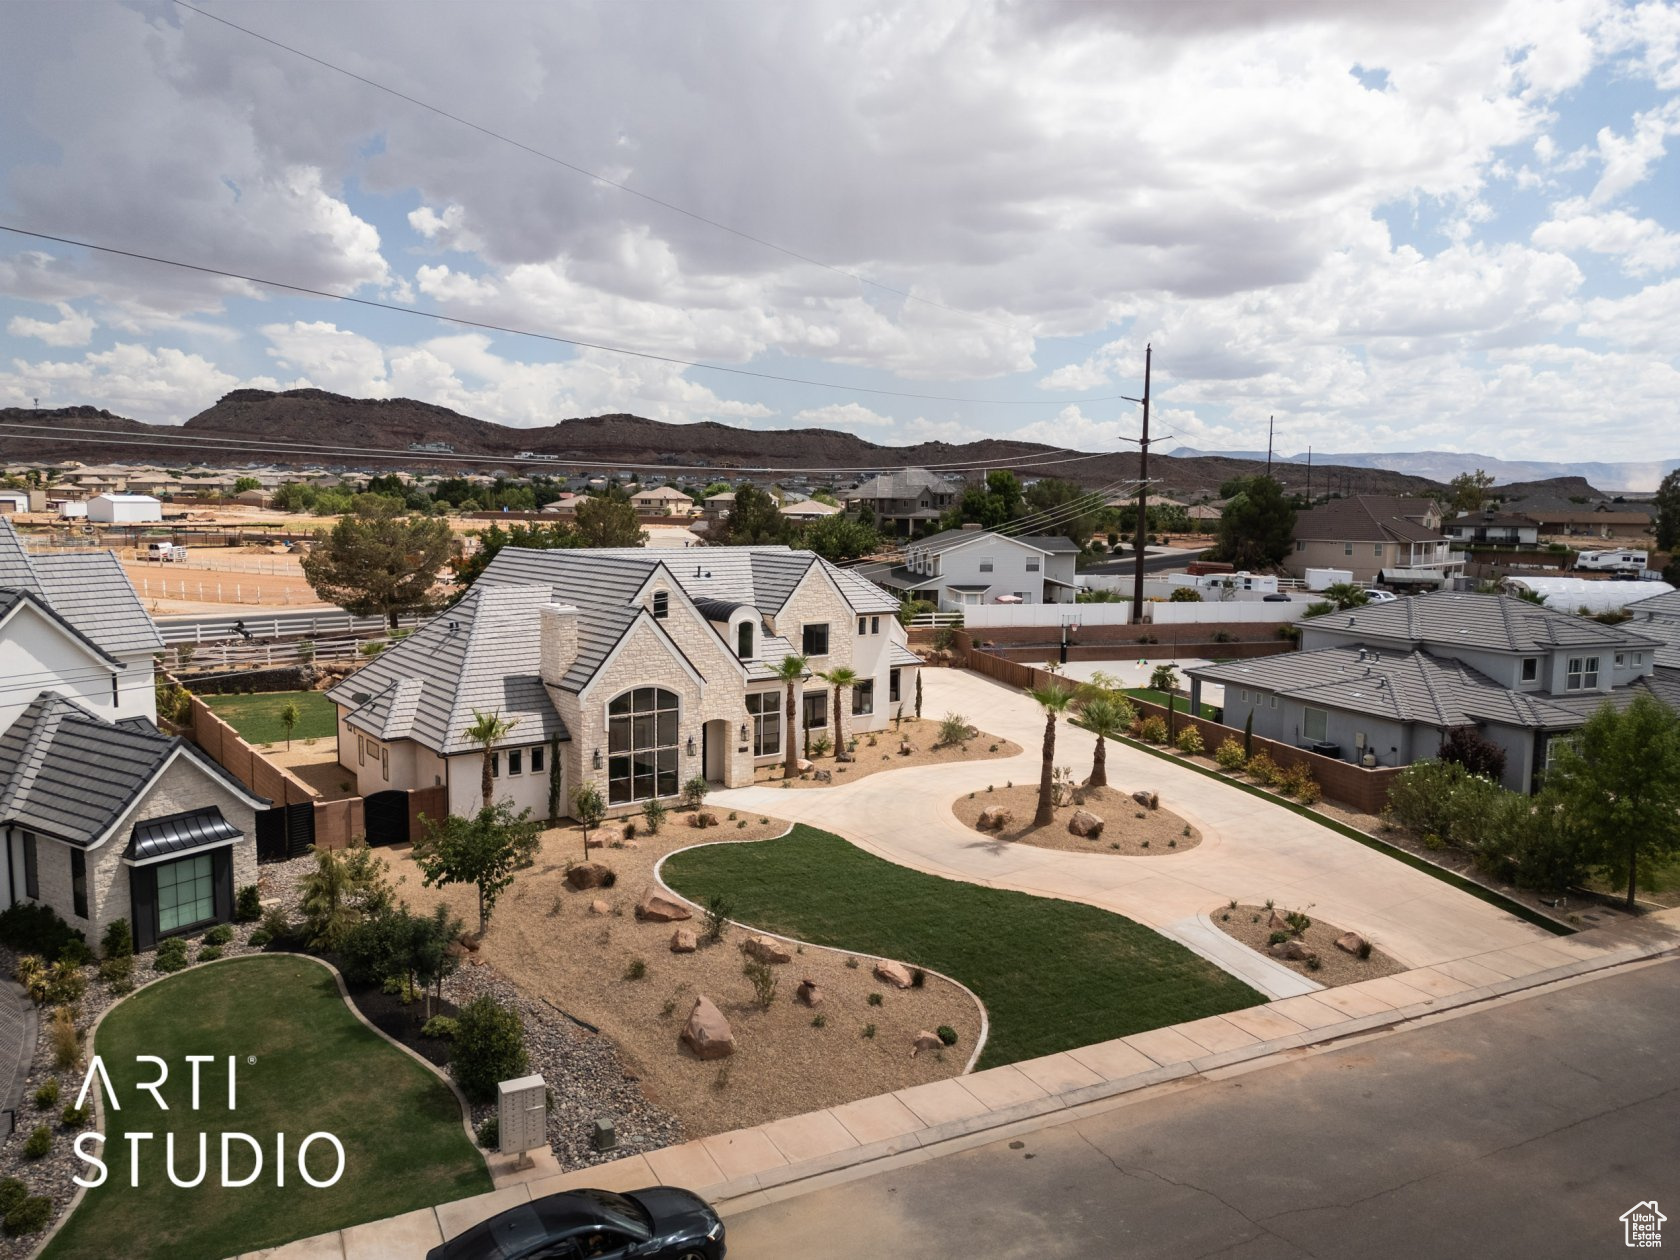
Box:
left=708, top=668, right=1552, bottom=991
left=234, top=907, right=1680, bottom=1260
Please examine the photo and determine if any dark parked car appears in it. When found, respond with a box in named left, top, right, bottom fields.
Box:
left=1262, top=592, right=1291, bottom=602
left=426, top=1186, right=725, bottom=1260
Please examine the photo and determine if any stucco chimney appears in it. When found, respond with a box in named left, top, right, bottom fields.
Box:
left=539, top=603, right=580, bottom=686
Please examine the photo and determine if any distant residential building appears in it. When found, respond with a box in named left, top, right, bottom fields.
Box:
left=87, top=493, right=162, bottom=524
left=843, top=468, right=962, bottom=535
left=1187, top=593, right=1666, bottom=793
left=1445, top=510, right=1540, bottom=546
left=862, top=527, right=1080, bottom=609
left=780, top=498, right=841, bottom=522
left=1526, top=508, right=1652, bottom=539
left=630, top=484, right=697, bottom=516
left=1286, top=495, right=1461, bottom=586
left=0, top=491, right=28, bottom=515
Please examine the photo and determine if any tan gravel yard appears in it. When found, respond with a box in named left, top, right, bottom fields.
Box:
left=756, top=715, right=1020, bottom=789
left=1211, top=903, right=1405, bottom=986
left=952, top=782, right=1203, bottom=856
left=385, top=810, right=983, bottom=1140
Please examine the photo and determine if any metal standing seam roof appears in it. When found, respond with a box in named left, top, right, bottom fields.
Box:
left=0, top=693, right=266, bottom=847
left=1305, top=592, right=1663, bottom=654
left=126, top=806, right=243, bottom=862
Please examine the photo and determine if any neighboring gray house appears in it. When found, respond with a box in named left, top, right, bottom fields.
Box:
left=843, top=468, right=962, bottom=535
left=1187, top=593, right=1667, bottom=793
left=861, top=528, right=1081, bottom=610
left=1285, top=495, right=1462, bottom=586
left=0, top=519, right=265, bottom=950
left=1444, top=510, right=1540, bottom=546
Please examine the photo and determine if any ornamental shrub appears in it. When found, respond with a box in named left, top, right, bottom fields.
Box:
left=235, top=884, right=263, bottom=922
left=937, top=1025, right=958, bottom=1046
left=153, top=937, right=190, bottom=973
left=1175, top=726, right=1204, bottom=755
left=22, top=1127, right=50, bottom=1160
left=1138, top=716, right=1168, bottom=744
left=2, top=1194, right=51, bottom=1236
left=1246, top=752, right=1280, bottom=786
left=452, top=995, right=528, bottom=1102
left=1214, top=739, right=1247, bottom=771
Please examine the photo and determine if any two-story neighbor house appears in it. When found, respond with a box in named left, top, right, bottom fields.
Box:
left=327, top=546, right=917, bottom=818
left=843, top=469, right=962, bottom=536
left=1285, top=496, right=1463, bottom=587
left=1444, top=510, right=1541, bottom=546
left=862, top=528, right=1081, bottom=609
left=0, top=520, right=265, bottom=950
left=1186, top=593, right=1666, bottom=793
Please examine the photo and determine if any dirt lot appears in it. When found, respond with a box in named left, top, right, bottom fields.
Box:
left=952, top=781, right=1202, bottom=856
left=263, top=741, right=360, bottom=800
left=384, top=810, right=983, bottom=1140
left=756, top=716, right=1020, bottom=789
left=1211, top=903, right=1404, bottom=987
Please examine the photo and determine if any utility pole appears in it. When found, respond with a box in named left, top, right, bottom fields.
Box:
left=1265, top=415, right=1274, bottom=477
left=1306, top=445, right=1312, bottom=501
left=1129, top=345, right=1153, bottom=622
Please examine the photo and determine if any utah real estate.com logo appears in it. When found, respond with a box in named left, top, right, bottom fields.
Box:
left=1622, top=1201, right=1665, bottom=1249
left=70, top=1055, right=345, bottom=1189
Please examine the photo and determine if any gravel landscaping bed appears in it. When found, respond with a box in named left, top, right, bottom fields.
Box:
left=952, top=782, right=1202, bottom=855
left=1210, top=903, right=1404, bottom=986
left=756, top=716, right=1020, bottom=789
left=384, top=812, right=983, bottom=1141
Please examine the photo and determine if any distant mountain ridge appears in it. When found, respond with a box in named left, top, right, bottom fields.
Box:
left=0, top=388, right=1472, bottom=500
left=1169, top=446, right=1677, bottom=492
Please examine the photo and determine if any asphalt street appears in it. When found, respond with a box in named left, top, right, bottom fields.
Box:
left=723, top=960, right=1680, bottom=1260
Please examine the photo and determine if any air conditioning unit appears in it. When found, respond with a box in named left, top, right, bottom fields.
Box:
left=1310, top=741, right=1341, bottom=758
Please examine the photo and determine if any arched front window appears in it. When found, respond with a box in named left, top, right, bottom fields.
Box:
left=736, top=621, right=754, bottom=659
left=607, top=687, right=680, bottom=804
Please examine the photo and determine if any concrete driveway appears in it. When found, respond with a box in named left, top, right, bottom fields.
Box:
left=710, top=668, right=1547, bottom=995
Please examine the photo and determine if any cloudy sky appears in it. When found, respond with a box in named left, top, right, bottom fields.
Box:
left=1, top=0, right=1677, bottom=463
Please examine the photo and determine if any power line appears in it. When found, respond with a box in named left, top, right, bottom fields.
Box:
left=0, top=224, right=1124, bottom=408
left=170, top=0, right=1018, bottom=333
left=0, top=421, right=1125, bottom=478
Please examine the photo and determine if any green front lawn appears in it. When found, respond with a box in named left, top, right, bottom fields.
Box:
left=662, top=826, right=1262, bottom=1069
left=201, top=690, right=337, bottom=745
left=45, top=956, right=489, bottom=1260
left=1125, top=688, right=1220, bottom=720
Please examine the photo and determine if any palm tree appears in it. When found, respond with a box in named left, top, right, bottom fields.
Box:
left=822, top=666, right=859, bottom=761
left=1027, top=684, right=1074, bottom=825
left=1149, top=664, right=1180, bottom=695
left=772, top=655, right=809, bottom=779
left=463, top=708, right=518, bottom=810
left=1079, top=694, right=1135, bottom=789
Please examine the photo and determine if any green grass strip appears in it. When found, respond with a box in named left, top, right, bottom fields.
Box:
left=201, top=690, right=338, bottom=745
left=44, top=955, right=489, bottom=1260
left=663, top=825, right=1264, bottom=1070
left=1109, top=734, right=1574, bottom=937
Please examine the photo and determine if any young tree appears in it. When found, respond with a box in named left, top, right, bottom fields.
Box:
left=233, top=476, right=263, bottom=494
left=279, top=700, right=300, bottom=750
left=1446, top=469, right=1495, bottom=515
left=1027, top=683, right=1075, bottom=825
left=915, top=670, right=923, bottom=719
left=1212, top=477, right=1295, bottom=570
left=1021, top=477, right=1099, bottom=544
left=463, top=709, right=518, bottom=811
left=300, top=841, right=393, bottom=950
left=300, top=495, right=453, bottom=627
left=719, top=485, right=790, bottom=545
left=1545, top=696, right=1680, bottom=912
left=1655, top=467, right=1680, bottom=553
left=802, top=513, right=880, bottom=562
left=822, top=666, right=859, bottom=761
left=575, top=487, right=648, bottom=547
left=412, top=804, right=542, bottom=934
left=571, top=782, right=606, bottom=859
left=1078, top=694, right=1136, bottom=789
left=452, top=520, right=581, bottom=591
left=772, top=654, right=810, bottom=778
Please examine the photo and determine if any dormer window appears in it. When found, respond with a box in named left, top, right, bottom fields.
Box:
left=653, top=591, right=669, bottom=619
left=737, top=621, right=754, bottom=660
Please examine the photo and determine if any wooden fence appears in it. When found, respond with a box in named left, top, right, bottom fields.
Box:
left=961, top=643, right=1401, bottom=815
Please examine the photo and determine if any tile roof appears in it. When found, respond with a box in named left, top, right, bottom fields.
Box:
left=0, top=693, right=263, bottom=846
left=1292, top=496, right=1444, bottom=544
left=1627, top=589, right=1680, bottom=622
left=329, top=584, right=570, bottom=755
left=1305, top=592, right=1663, bottom=654
left=1189, top=647, right=1592, bottom=732
left=847, top=469, right=961, bottom=500
left=0, top=520, right=162, bottom=656
left=1016, top=534, right=1082, bottom=554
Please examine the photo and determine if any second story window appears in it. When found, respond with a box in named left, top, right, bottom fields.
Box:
left=1566, top=656, right=1599, bottom=690
left=1026, top=560, right=1039, bottom=572
left=653, top=591, right=669, bottom=619
left=803, top=623, right=830, bottom=656
left=737, top=621, right=754, bottom=660
left=978, top=557, right=994, bottom=573
left=1521, top=658, right=1539, bottom=682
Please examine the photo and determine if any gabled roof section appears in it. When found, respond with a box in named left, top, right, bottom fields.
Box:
left=0, top=693, right=265, bottom=847
left=0, top=519, right=162, bottom=656
left=1308, top=593, right=1663, bottom=654
left=847, top=468, right=960, bottom=499
left=328, top=584, right=569, bottom=755
left=1627, top=589, right=1680, bottom=622
left=1292, top=496, right=1444, bottom=544
left=0, top=520, right=45, bottom=598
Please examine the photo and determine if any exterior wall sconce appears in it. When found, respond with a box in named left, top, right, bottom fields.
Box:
left=592, top=748, right=603, bottom=770
left=739, top=722, right=749, bottom=742
left=686, top=735, right=696, bottom=756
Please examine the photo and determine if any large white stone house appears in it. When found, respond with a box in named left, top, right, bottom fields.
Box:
left=0, top=521, right=264, bottom=951
left=327, top=546, right=919, bottom=818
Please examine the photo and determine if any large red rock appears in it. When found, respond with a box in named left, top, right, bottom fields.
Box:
left=1067, top=809, right=1105, bottom=838
left=566, top=862, right=615, bottom=890
left=636, top=890, right=692, bottom=923
left=681, top=996, right=734, bottom=1060
left=911, top=1030, right=944, bottom=1056
left=795, top=978, right=823, bottom=1007
left=670, top=928, right=698, bottom=953
left=1335, top=931, right=1369, bottom=956
left=1269, top=939, right=1317, bottom=963
left=742, top=934, right=793, bottom=964
left=874, top=959, right=914, bottom=989
left=977, top=805, right=1013, bottom=831
left=1132, top=789, right=1159, bottom=811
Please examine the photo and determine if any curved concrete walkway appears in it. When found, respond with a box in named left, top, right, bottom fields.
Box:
left=711, top=669, right=1549, bottom=995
